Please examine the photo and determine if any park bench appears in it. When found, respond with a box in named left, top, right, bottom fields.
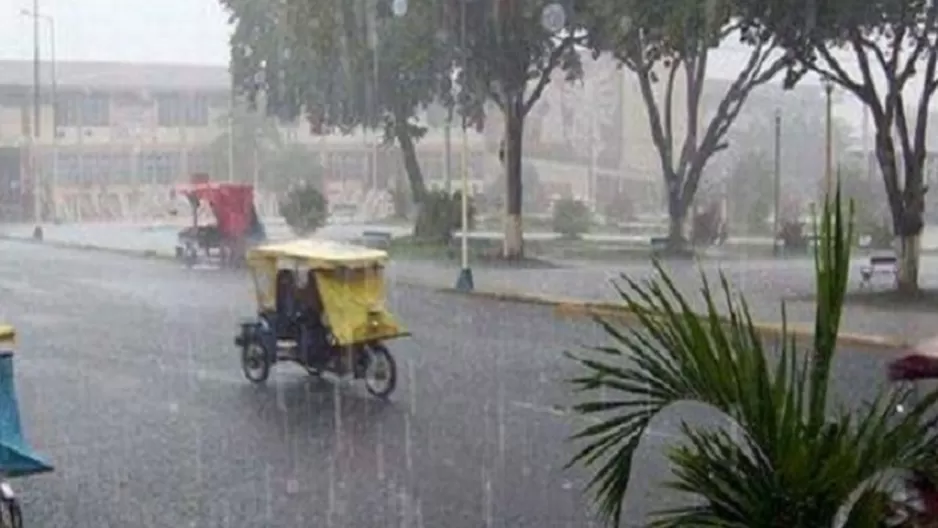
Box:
left=361, top=230, right=392, bottom=250
left=859, top=253, right=898, bottom=288
left=650, top=237, right=669, bottom=252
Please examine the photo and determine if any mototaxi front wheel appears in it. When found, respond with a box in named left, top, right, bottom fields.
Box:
left=363, top=344, right=397, bottom=399
left=0, top=496, right=22, bottom=528
left=241, top=342, right=271, bottom=383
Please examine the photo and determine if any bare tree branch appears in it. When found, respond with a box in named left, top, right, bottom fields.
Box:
left=663, top=58, right=681, bottom=162
left=676, top=48, right=706, bottom=182
left=635, top=61, right=676, bottom=185
left=522, top=35, right=581, bottom=116
left=811, top=46, right=870, bottom=97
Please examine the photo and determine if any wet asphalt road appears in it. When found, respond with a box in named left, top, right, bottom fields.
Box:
left=0, top=241, right=905, bottom=527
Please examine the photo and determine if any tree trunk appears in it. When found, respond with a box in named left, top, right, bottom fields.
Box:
left=666, top=180, right=688, bottom=250
left=394, top=121, right=428, bottom=204
left=897, top=234, right=920, bottom=293
left=503, top=102, right=525, bottom=259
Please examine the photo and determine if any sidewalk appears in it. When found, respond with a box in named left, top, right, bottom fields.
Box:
left=386, top=260, right=936, bottom=343
left=3, top=222, right=935, bottom=344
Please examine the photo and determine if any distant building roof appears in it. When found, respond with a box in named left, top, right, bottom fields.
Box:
left=0, top=60, right=230, bottom=92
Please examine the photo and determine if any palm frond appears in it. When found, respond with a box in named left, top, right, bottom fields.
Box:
left=566, top=188, right=938, bottom=527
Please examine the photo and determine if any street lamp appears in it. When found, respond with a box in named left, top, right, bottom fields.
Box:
left=455, top=0, right=473, bottom=291
left=772, top=109, right=781, bottom=256
left=21, top=7, right=57, bottom=222
left=823, top=79, right=834, bottom=197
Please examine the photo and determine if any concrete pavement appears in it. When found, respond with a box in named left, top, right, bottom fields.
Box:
left=0, top=241, right=906, bottom=527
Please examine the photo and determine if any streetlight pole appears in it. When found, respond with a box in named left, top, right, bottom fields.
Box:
left=227, top=90, right=235, bottom=183
left=444, top=106, right=453, bottom=194
left=455, top=0, right=473, bottom=291
left=47, top=15, right=56, bottom=222
left=21, top=8, right=56, bottom=221
left=30, top=0, right=42, bottom=224
left=824, top=80, right=833, bottom=197
left=370, top=0, right=380, bottom=206
left=773, top=109, right=781, bottom=256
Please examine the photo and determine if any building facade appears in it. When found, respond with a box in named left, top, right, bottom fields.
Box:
left=0, top=56, right=685, bottom=222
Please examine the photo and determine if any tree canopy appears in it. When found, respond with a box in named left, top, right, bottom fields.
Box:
left=443, top=0, right=587, bottom=257
left=581, top=0, right=785, bottom=248
left=734, top=0, right=938, bottom=291
left=220, top=0, right=458, bottom=204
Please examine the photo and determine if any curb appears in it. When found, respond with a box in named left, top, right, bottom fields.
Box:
left=1, top=234, right=908, bottom=351
left=433, top=287, right=909, bottom=351
left=0, top=235, right=177, bottom=262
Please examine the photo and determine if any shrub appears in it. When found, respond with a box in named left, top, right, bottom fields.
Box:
left=603, top=191, right=635, bottom=224
left=279, top=182, right=329, bottom=236
left=413, top=190, right=476, bottom=244
left=691, top=201, right=726, bottom=246
left=858, top=217, right=894, bottom=250
left=778, top=219, right=808, bottom=251
left=552, top=198, right=592, bottom=239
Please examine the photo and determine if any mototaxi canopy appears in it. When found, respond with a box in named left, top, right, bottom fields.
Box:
left=0, top=324, right=53, bottom=477
left=173, top=182, right=257, bottom=239
left=245, top=239, right=405, bottom=346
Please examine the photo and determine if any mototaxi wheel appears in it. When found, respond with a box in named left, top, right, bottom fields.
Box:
left=362, top=343, right=397, bottom=399
left=183, top=243, right=198, bottom=268
left=241, top=341, right=271, bottom=383
left=0, top=482, right=22, bottom=528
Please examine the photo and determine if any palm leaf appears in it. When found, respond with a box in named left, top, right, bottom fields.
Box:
left=568, top=188, right=938, bottom=526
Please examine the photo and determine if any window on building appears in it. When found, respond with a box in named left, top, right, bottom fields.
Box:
left=188, top=150, right=213, bottom=176
left=157, top=94, right=209, bottom=127
left=141, top=151, right=182, bottom=184
left=156, top=95, right=181, bottom=127
left=55, top=93, right=110, bottom=127
left=185, top=96, right=209, bottom=127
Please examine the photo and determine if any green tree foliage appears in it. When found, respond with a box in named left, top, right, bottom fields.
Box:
left=444, top=0, right=586, bottom=258
left=552, top=198, right=592, bottom=239
left=265, top=144, right=325, bottom=194
left=413, top=189, right=476, bottom=244
left=208, top=106, right=324, bottom=194
left=716, top=88, right=856, bottom=205
left=220, top=0, right=454, bottom=205
left=581, top=0, right=785, bottom=249
left=734, top=0, right=938, bottom=292
left=208, top=104, right=282, bottom=183
left=839, top=165, right=893, bottom=249
left=690, top=199, right=727, bottom=245
left=568, top=191, right=938, bottom=526
left=778, top=218, right=809, bottom=251
left=483, top=160, right=546, bottom=214
left=279, top=183, right=329, bottom=235
left=726, top=150, right=773, bottom=233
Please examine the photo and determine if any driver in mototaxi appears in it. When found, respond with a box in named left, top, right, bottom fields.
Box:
left=297, top=270, right=329, bottom=365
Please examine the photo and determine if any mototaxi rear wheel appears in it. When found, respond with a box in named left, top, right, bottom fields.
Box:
left=241, top=341, right=271, bottom=383
left=0, top=484, right=22, bottom=528
left=363, top=343, right=397, bottom=399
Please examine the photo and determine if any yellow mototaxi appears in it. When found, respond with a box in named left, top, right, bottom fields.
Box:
left=234, top=238, right=408, bottom=398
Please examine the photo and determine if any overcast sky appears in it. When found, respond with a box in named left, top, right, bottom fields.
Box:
left=0, top=0, right=231, bottom=64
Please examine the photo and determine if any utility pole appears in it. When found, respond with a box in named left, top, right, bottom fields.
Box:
left=773, top=110, right=781, bottom=256
left=455, top=0, right=473, bottom=291
left=22, top=7, right=56, bottom=221
left=444, top=106, right=452, bottom=194
left=31, top=0, right=42, bottom=223
left=824, top=81, right=834, bottom=197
